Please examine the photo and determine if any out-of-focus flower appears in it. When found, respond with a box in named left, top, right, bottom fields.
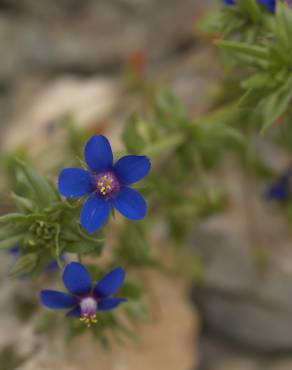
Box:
left=58, top=135, right=151, bottom=234
left=40, top=262, right=127, bottom=327
left=223, top=0, right=276, bottom=13
left=265, top=169, right=292, bottom=201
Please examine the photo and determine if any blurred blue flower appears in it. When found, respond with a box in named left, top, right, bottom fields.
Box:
left=40, top=262, right=127, bottom=326
left=223, top=0, right=276, bottom=13
left=265, top=169, right=292, bottom=202
left=257, top=0, right=276, bottom=12
left=58, top=135, right=151, bottom=234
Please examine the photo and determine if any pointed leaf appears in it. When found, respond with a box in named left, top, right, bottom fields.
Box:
left=16, top=161, right=58, bottom=208
left=0, top=234, right=25, bottom=250
left=9, top=253, right=38, bottom=277
left=11, top=193, right=35, bottom=213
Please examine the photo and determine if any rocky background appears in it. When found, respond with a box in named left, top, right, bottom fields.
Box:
left=1, top=1, right=292, bottom=370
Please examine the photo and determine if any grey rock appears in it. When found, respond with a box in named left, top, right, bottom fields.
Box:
left=265, top=359, right=292, bottom=370
left=190, top=165, right=292, bottom=352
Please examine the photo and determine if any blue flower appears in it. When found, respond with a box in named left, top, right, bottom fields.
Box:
left=223, top=0, right=276, bottom=13
left=265, top=170, right=292, bottom=202
left=58, top=135, right=151, bottom=234
left=40, top=262, right=127, bottom=326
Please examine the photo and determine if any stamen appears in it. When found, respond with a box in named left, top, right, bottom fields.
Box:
left=80, top=313, right=98, bottom=327
left=95, top=172, right=120, bottom=198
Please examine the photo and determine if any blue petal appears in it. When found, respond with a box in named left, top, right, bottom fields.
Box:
left=63, top=262, right=92, bottom=295
left=44, top=259, right=59, bottom=273
left=114, top=155, right=151, bottom=185
left=98, top=297, right=127, bottom=311
left=58, top=168, right=94, bottom=198
left=84, top=135, right=113, bottom=173
left=257, top=0, right=275, bottom=12
left=9, top=246, right=21, bottom=256
left=223, top=0, right=235, bottom=4
left=44, top=255, right=65, bottom=273
left=80, top=196, right=110, bottom=233
left=40, top=290, right=77, bottom=309
left=112, top=187, right=147, bottom=220
left=66, top=306, right=81, bottom=317
left=265, top=183, right=289, bottom=201
left=94, top=267, right=126, bottom=297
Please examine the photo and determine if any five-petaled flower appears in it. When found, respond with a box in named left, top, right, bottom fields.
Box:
left=40, top=262, right=127, bottom=327
left=58, top=135, right=151, bottom=233
left=223, top=0, right=276, bottom=13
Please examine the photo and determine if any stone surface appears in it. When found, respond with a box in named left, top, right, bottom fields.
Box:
left=266, top=360, right=292, bottom=370
left=1, top=76, right=122, bottom=152
left=190, top=162, right=292, bottom=352
left=0, top=0, right=202, bottom=82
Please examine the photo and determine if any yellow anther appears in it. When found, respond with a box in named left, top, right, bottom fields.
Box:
left=98, top=182, right=103, bottom=186
left=109, top=179, right=113, bottom=183
left=80, top=314, right=98, bottom=327
left=106, top=185, right=112, bottom=189
left=103, top=175, right=108, bottom=179
left=100, top=186, right=105, bottom=193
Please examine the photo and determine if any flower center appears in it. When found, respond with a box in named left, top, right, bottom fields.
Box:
left=79, top=297, right=98, bottom=327
left=95, top=171, right=120, bottom=198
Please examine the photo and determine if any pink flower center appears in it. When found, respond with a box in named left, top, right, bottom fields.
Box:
left=95, top=171, right=120, bottom=198
left=79, top=297, right=98, bottom=327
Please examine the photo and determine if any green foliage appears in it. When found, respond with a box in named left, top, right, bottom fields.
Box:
left=199, top=0, right=271, bottom=40
left=214, top=3, right=292, bottom=132
left=1, top=0, right=291, bottom=350
left=0, top=161, right=103, bottom=276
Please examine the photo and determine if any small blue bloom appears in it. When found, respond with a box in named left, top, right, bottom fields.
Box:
left=40, top=262, right=127, bottom=326
left=58, top=135, right=151, bottom=234
left=223, top=0, right=276, bottom=13
left=265, top=170, right=292, bottom=202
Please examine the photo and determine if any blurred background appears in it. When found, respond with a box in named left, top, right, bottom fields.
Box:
left=1, top=1, right=292, bottom=370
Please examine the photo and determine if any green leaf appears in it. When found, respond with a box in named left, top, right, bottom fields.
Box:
left=65, top=241, right=103, bottom=255
left=11, top=193, right=35, bottom=213
left=0, top=234, right=25, bottom=250
left=154, top=87, right=187, bottom=127
left=144, top=133, right=185, bottom=159
left=0, top=213, right=27, bottom=223
left=217, top=40, right=270, bottom=62
left=275, top=2, right=292, bottom=54
left=122, top=115, right=147, bottom=154
left=9, top=253, right=38, bottom=277
left=241, top=72, right=272, bottom=90
left=236, top=0, right=261, bottom=23
left=16, top=161, right=58, bottom=208
left=261, top=75, right=292, bottom=132
left=120, top=281, right=143, bottom=300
